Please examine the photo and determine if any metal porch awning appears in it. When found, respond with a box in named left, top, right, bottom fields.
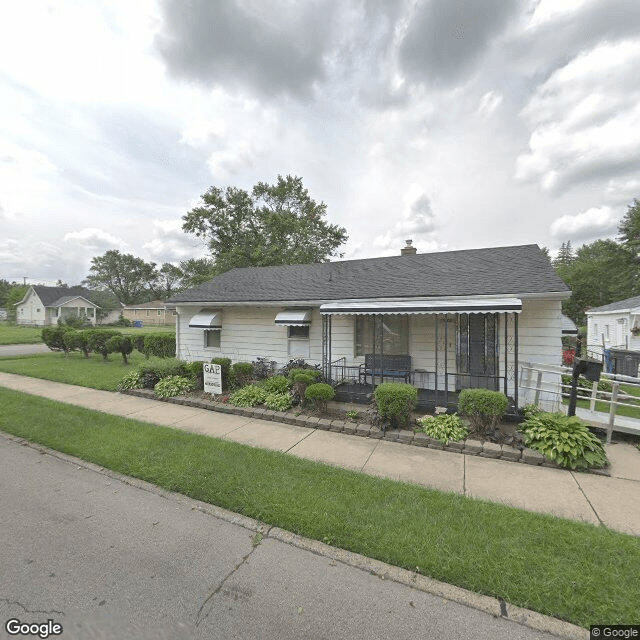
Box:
left=319, top=298, right=522, bottom=315
left=188, top=310, right=222, bottom=328
left=274, top=310, right=312, bottom=326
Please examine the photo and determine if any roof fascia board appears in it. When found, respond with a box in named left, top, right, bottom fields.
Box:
left=173, top=292, right=567, bottom=307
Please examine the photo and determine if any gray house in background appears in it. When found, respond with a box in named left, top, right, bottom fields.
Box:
left=168, top=243, right=570, bottom=410
left=15, top=286, right=100, bottom=326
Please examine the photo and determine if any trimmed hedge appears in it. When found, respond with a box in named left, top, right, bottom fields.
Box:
left=106, top=334, right=134, bottom=365
left=211, top=357, right=232, bottom=391
left=143, top=333, right=175, bottom=358
left=458, top=388, right=508, bottom=434
left=374, top=383, right=417, bottom=428
left=304, top=382, right=335, bottom=413
left=42, top=326, right=70, bottom=353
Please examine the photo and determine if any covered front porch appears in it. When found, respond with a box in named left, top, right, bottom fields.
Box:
left=320, top=298, right=521, bottom=413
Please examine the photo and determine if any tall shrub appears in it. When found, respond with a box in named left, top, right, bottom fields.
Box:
left=211, top=357, right=232, bottom=390
left=62, top=329, right=93, bottom=358
left=106, top=334, right=134, bottom=364
left=42, top=327, right=70, bottom=353
left=458, top=388, right=508, bottom=435
left=86, top=329, right=120, bottom=361
left=373, top=383, right=417, bottom=428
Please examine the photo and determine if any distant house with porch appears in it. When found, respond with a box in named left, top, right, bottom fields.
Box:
left=167, top=243, right=570, bottom=412
left=122, top=300, right=174, bottom=326
left=15, top=286, right=100, bottom=326
left=586, top=295, right=640, bottom=355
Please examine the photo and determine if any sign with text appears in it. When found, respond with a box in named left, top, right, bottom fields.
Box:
left=203, top=363, right=222, bottom=395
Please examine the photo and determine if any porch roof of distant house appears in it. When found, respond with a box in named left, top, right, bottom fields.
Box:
left=168, top=244, right=569, bottom=305
left=49, top=295, right=97, bottom=308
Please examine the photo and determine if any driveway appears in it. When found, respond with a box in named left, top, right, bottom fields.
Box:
left=0, top=343, right=49, bottom=357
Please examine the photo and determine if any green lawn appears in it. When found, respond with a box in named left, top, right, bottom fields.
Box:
left=564, top=383, right=640, bottom=420
left=0, top=322, right=174, bottom=346
left=0, top=323, right=43, bottom=345
left=0, top=386, right=637, bottom=629
left=0, top=351, right=161, bottom=390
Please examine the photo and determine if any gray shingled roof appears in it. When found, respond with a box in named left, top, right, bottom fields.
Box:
left=588, top=294, right=640, bottom=313
left=168, top=244, right=569, bottom=304
left=32, top=286, right=95, bottom=306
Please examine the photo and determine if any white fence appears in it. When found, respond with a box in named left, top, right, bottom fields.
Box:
left=519, top=362, right=640, bottom=443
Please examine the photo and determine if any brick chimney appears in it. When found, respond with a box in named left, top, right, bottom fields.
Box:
left=401, top=239, right=417, bottom=256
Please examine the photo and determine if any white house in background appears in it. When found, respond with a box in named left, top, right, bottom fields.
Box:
left=586, top=294, right=640, bottom=357
left=15, top=286, right=100, bottom=326
left=168, top=243, right=570, bottom=411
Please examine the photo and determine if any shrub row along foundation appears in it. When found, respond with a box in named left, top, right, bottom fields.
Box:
left=123, top=388, right=609, bottom=474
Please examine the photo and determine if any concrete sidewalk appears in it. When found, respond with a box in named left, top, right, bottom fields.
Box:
left=1, top=371, right=639, bottom=537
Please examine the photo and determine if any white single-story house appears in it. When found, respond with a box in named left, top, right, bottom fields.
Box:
left=586, top=294, right=640, bottom=362
left=15, top=286, right=100, bottom=326
left=122, top=300, right=175, bottom=326
left=167, top=243, right=571, bottom=411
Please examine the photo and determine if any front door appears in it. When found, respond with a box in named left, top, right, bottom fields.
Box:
left=457, top=314, right=498, bottom=390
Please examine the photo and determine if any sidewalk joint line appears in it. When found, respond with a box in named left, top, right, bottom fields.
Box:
left=360, top=439, right=380, bottom=472
left=284, top=427, right=317, bottom=453
left=570, top=471, right=605, bottom=528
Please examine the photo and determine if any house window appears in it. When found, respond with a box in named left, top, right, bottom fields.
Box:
left=157, top=309, right=162, bottom=316
left=205, top=329, right=221, bottom=348
left=146, top=310, right=150, bottom=317
left=288, top=325, right=310, bottom=357
left=36, top=308, right=41, bottom=313
left=355, top=316, right=409, bottom=356
left=87, top=308, right=94, bottom=318
left=605, top=325, right=610, bottom=340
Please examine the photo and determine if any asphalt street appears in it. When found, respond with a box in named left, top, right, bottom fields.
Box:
left=0, top=434, right=572, bottom=640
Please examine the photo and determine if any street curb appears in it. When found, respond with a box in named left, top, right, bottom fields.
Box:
left=1, top=429, right=589, bottom=640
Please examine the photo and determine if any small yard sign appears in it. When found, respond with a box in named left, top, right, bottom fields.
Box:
left=203, top=363, right=222, bottom=395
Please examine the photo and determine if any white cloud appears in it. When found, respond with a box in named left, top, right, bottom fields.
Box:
left=549, top=206, right=619, bottom=240
left=63, top=228, right=127, bottom=250
left=142, top=219, right=205, bottom=262
left=516, top=39, right=640, bottom=193
left=477, top=90, right=503, bottom=117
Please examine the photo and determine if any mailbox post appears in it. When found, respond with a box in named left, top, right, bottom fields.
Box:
left=567, top=357, right=603, bottom=417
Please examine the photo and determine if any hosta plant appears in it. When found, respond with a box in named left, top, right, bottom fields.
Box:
left=417, top=413, right=468, bottom=445
left=264, top=392, right=293, bottom=411
left=260, top=375, right=290, bottom=394
left=229, top=385, right=267, bottom=408
left=116, top=370, right=143, bottom=392
left=154, top=375, right=196, bottom=399
left=521, top=412, right=608, bottom=470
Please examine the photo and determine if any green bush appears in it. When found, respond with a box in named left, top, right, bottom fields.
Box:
left=86, top=329, right=120, bottom=361
left=211, top=357, right=232, bottom=390
left=105, top=334, right=134, bottom=364
left=116, top=370, right=143, bottom=391
left=304, top=382, right=335, bottom=413
left=417, top=413, right=468, bottom=445
left=57, top=315, right=91, bottom=329
left=373, top=383, right=418, bottom=428
left=260, top=375, right=290, bottom=394
left=521, top=412, right=609, bottom=470
left=42, top=326, right=71, bottom=353
left=143, top=333, right=175, bottom=358
left=181, top=361, right=204, bottom=390
left=231, top=362, right=254, bottom=388
left=289, top=368, right=322, bottom=403
left=561, top=375, right=612, bottom=394
left=229, top=384, right=267, bottom=408
left=264, top=392, right=293, bottom=411
left=132, top=334, right=148, bottom=357
left=137, top=359, right=190, bottom=389
left=458, top=388, right=508, bottom=435
left=520, top=403, right=543, bottom=420
left=62, top=329, right=92, bottom=358
left=154, top=375, right=196, bottom=399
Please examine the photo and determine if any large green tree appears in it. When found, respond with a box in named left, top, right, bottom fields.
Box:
left=555, top=239, right=639, bottom=324
left=177, top=257, right=217, bottom=288
left=84, top=250, right=159, bottom=305
left=182, top=175, right=348, bottom=273
left=618, top=198, right=640, bottom=253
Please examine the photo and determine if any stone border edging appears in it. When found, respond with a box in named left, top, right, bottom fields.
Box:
left=123, top=389, right=610, bottom=475
left=0, top=430, right=589, bottom=640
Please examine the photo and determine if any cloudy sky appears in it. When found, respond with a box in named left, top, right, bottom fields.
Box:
left=1, top=0, right=639, bottom=285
